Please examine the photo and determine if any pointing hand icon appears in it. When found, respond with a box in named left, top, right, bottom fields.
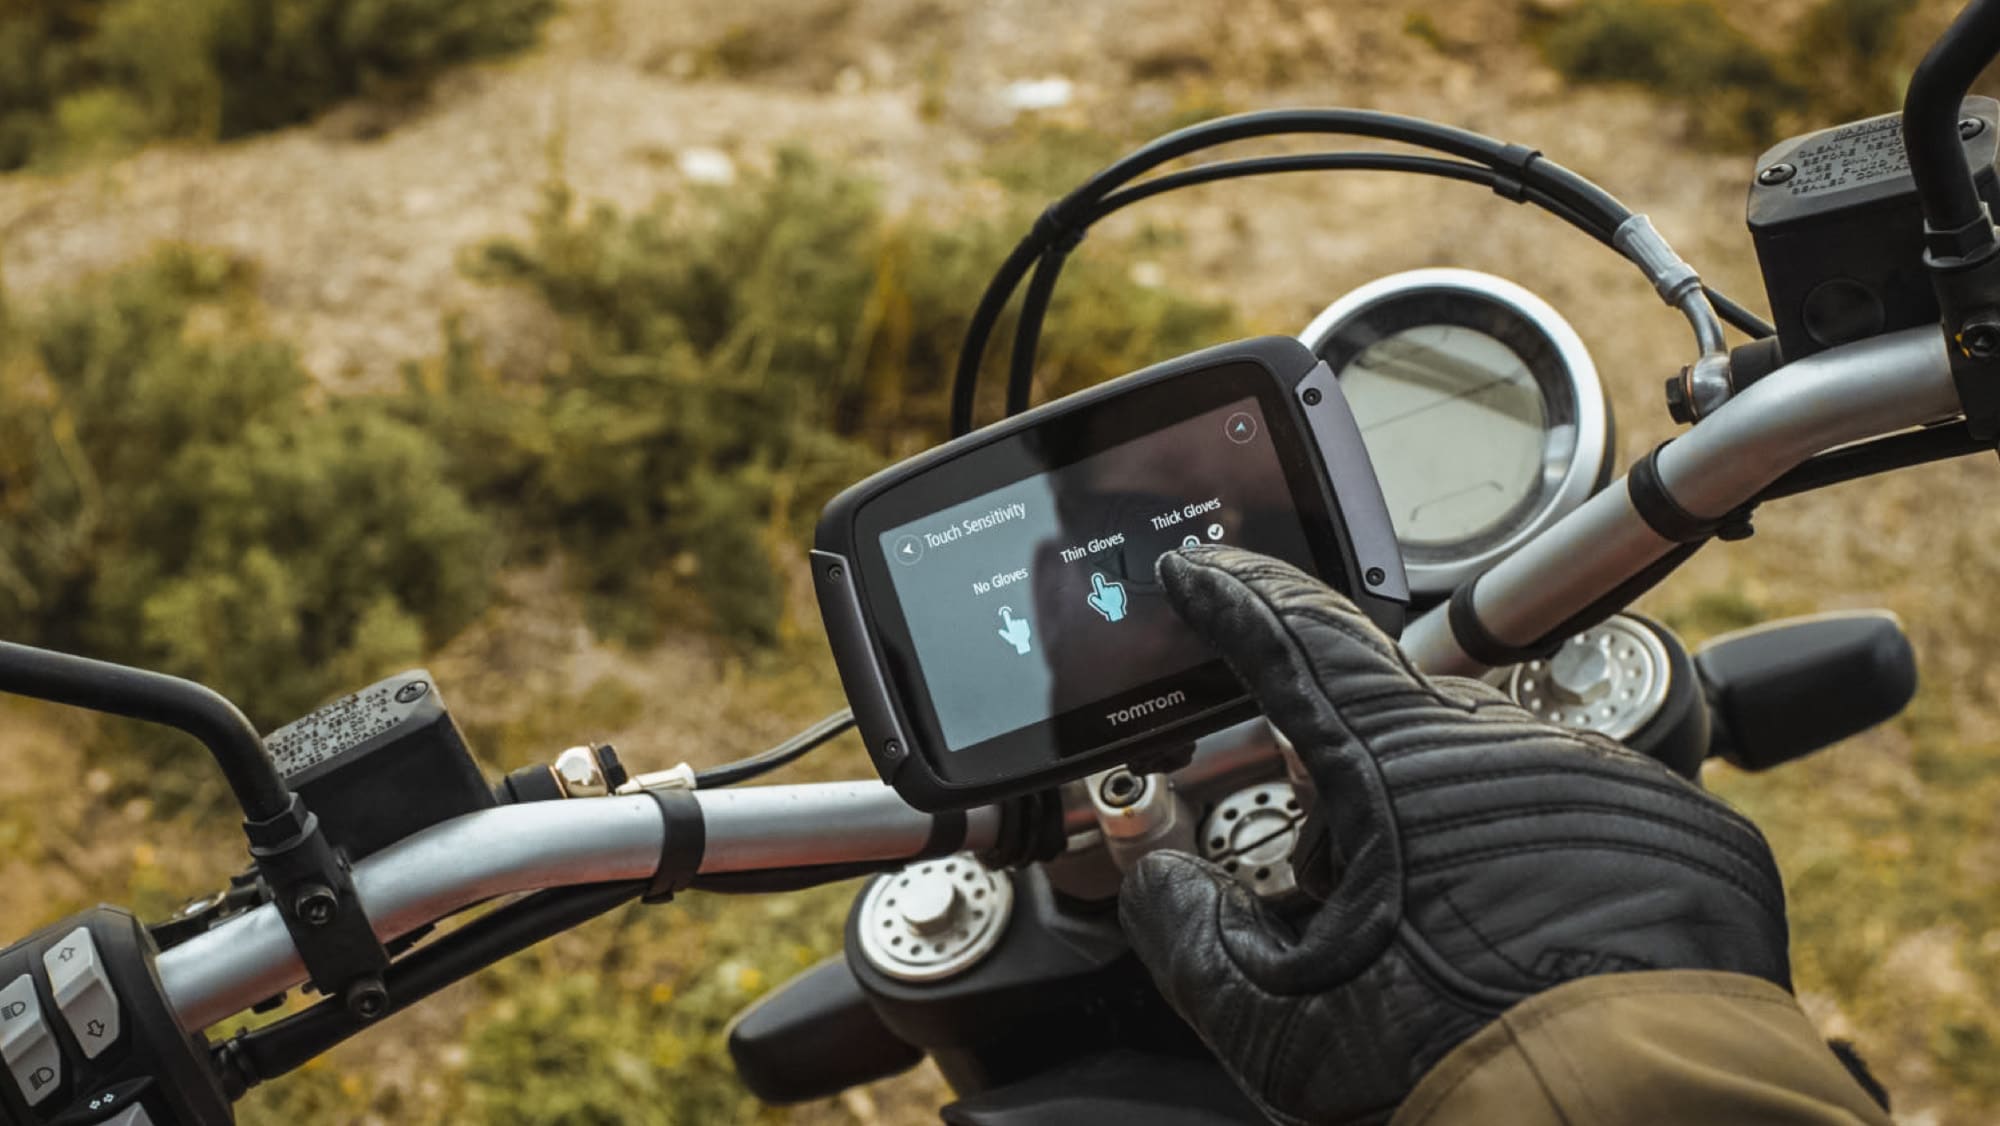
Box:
left=997, top=607, right=1033, bottom=655
left=1087, top=573, right=1129, bottom=623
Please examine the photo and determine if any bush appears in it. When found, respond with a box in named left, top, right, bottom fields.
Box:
left=460, top=888, right=855, bottom=1125
left=1790, top=0, right=1912, bottom=126
left=1532, top=0, right=1799, bottom=147
left=1530, top=0, right=1913, bottom=149
left=0, top=246, right=496, bottom=728
left=0, top=0, right=556, bottom=170
left=419, top=149, right=1235, bottom=646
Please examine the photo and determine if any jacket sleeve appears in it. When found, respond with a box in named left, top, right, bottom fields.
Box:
left=1390, top=971, right=1891, bottom=1126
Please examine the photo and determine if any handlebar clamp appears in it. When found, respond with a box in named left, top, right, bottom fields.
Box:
left=245, top=797, right=390, bottom=1021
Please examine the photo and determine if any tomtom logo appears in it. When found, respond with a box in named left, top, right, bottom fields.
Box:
left=1106, top=690, right=1188, bottom=727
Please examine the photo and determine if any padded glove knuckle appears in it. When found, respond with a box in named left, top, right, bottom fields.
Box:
left=1124, top=548, right=1792, bottom=1126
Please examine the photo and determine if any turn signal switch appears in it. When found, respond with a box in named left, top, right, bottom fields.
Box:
left=0, top=909, right=228, bottom=1125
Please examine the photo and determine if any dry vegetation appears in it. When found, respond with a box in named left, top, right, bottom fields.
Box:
left=7, top=0, right=2000, bottom=1121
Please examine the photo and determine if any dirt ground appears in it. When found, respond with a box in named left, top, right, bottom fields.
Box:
left=6, top=0, right=2000, bottom=1121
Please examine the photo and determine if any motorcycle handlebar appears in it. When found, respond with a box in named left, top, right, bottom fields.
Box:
left=155, top=328, right=1964, bottom=1040
left=1402, top=326, right=1962, bottom=675
left=158, top=783, right=1004, bottom=1032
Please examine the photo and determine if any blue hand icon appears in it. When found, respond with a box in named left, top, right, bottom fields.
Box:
left=1086, top=573, right=1129, bottom=623
left=997, top=606, right=1033, bottom=655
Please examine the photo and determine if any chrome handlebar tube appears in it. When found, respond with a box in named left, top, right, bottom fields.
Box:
left=1401, top=327, right=1962, bottom=676
left=158, top=783, right=1003, bottom=1032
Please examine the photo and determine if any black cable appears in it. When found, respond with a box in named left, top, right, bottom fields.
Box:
left=1071, top=110, right=1625, bottom=229
left=950, top=233, right=1047, bottom=437
left=0, top=641, right=289, bottom=820
left=1088, top=152, right=1500, bottom=214
left=951, top=109, right=1640, bottom=435
left=1001, top=151, right=1588, bottom=416
left=1705, top=287, right=1776, bottom=340
left=995, top=147, right=1776, bottom=415
left=691, top=860, right=895, bottom=894
left=693, top=708, right=856, bottom=789
left=957, top=108, right=1782, bottom=428
left=1006, top=248, right=1070, bottom=418
left=1755, top=422, right=1993, bottom=502
left=1904, top=0, right=2000, bottom=246
left=217, top=881, right=645, bottom=1095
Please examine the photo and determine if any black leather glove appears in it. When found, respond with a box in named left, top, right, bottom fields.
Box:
left=1119, top=546, right=1790, bottom=1125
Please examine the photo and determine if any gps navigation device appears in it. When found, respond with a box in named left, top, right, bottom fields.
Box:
left=814, top=336, right=1407, bottom=811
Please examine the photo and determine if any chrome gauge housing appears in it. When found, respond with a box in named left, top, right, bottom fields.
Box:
left=1300, top=269, right=1612, bottom=600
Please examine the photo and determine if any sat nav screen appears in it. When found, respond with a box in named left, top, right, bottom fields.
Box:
left=876, top=397, right=1318, bottom=752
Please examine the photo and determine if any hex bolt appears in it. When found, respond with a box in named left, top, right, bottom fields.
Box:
left=1664, top=373, right=1695, bottom=424
left=1757, top=162, right=1796, bottom=186
left=553, top=745, right=608, bottom=798
left=1964, top=117, right=1987, bottom=141
left=347, top=979, right=389, bottom=1020
left=1098, top=769, right=1145, bottom=808
left=1965, top=315, right=2000, bottom=359
left=295, top=885, right=338, bottom=926
left=1301, top=387, right=1323, bottom=406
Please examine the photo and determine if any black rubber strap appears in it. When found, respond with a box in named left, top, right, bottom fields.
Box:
left=1450, top=537, right=1713, bottom=669
left=1489, top=142, right=1542, bottom=203
left=1627, top=444, right=1717, bottom=543
left=921, top=809, right=967, bottom=858
left=978, top=790, right=1066, bottom=869
left=643, top=789, right=706, bottom=904
left=1446, top=579, right=1558, bottom=667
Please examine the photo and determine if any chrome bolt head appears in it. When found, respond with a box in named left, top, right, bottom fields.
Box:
left=554, top=745, right=609, bottom=798
left=898, top=875, right=963, bottom=937
left=1546, top=641, right=1613, bottom=706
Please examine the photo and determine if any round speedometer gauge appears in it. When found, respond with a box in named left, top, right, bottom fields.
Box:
left=1301, top=269, right=1611, bottom=600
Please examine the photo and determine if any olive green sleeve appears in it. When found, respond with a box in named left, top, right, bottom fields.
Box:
left=1391, top=971, right=1891, bottom=1126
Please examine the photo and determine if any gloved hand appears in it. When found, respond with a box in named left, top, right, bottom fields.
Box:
left=1119, top=546, right=1790, bottom=1125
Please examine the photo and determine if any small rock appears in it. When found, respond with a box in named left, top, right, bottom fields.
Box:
left=1001, top=77, right=1074, bottom=113
left=678, top=147, right=737, bottom=186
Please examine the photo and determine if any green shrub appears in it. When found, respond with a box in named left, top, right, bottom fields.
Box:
left=460, top=888, right=854, bottom=1125
left=420, top=149, right=1235, bottom=646
left=0, top=246, right=496, bottom=728
left=1531, top=0, right=1916, bottom=149
left=0, top=0, right=556, bottom=170
left=1532, top=0, right=1799, bottom=147
left=1790, top=0, right=1912, bottom=126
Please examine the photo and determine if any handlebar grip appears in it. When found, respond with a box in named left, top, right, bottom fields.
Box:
left=1696, top=611, right=1917, bottom=772
left=727, top=956, right=922, bottom=1103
